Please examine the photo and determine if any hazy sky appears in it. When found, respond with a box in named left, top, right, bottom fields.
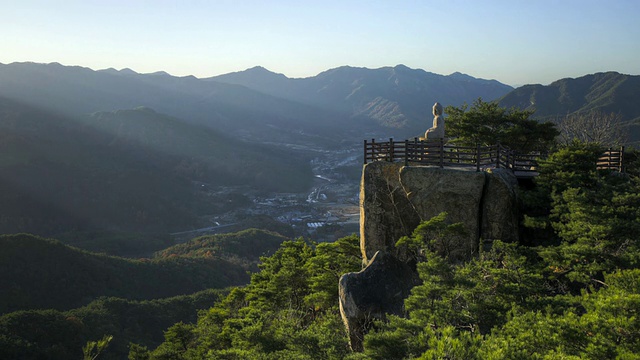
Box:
left=2, top=0, right=639, bottom=86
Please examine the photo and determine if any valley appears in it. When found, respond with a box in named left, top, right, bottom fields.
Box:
left=172, top=141, right=362, bottom=243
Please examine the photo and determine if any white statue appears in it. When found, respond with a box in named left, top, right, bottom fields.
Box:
left=424, top=102, right=445, bottom=140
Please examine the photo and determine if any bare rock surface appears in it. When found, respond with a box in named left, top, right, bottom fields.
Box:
left=482, top=168, right=520, bottom=242
left=359, top=161, right=420, bottom=264
left=399, top=166, right=486, bottom=259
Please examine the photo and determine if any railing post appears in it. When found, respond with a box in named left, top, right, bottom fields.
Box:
left=404, top=139, right=409, bottom=166
left=389, top=137, right=394, bottom=162
left=608, top=147, right=613, bottom=170
left=371, top=138, right=376, bottom=162
left=620, top=146, right=625, bottom=172
left=496, top=143, right=501, bottom=168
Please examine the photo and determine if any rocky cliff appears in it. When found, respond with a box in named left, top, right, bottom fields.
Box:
left=340, top=162, right=520, bottom=350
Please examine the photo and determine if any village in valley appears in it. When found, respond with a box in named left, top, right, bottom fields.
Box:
left=174, top=144, right=362, bottom=243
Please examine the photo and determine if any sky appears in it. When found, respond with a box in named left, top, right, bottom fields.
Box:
left=2, top=0, right=640, bottom=87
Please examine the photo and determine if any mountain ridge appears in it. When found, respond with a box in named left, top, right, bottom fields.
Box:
left=212, top=64, right=514, bottom=134
left=497, top=71, right=640, bottom=143
left=0, top=61, right=354, bottom=146
left=498, top=71, right=640, bottom=121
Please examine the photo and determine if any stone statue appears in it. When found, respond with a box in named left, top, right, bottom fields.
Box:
left=424, top=102, right=445, bottom=140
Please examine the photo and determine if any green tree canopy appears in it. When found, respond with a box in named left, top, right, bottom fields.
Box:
left=445, top=98, right=558, bottom=153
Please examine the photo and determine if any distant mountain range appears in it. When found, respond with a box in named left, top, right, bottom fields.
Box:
left=0, top=62, right=347, bottom=147
left=498, top=72, right=640, bottom=121
left=0, top=62, right=514, bottom=142
left=2, top=62, right=638, bottom=144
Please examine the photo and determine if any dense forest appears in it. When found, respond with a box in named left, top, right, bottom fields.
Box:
left=0, top=229, right=293, bottom=359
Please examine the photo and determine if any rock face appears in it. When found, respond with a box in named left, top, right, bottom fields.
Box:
left=482, top=168, right=520, bottom=243
left=360, top=162, right=519, bottom=263
left=342, top=162, right=519, bottom=351
left=359, top=162, right=421, bottom=263
left=399, top=166, right=487, bottom=261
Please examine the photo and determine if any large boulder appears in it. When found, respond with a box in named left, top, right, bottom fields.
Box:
left=339, top=251, right=419, bottom=352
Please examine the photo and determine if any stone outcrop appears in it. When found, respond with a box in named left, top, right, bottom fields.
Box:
left=341, top=162, right=520, bottom=351
left=339, top=251, right=420, bottom=352
left=359, top=162, right=519, bottom=263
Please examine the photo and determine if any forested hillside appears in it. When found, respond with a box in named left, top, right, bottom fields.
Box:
left=0, top=234, right=248, bottom=314
left=0, top=227, right=296, bottom=359
left=0, top=289, right=228, bottom=360
left=155, top=229, right=289, bottom=271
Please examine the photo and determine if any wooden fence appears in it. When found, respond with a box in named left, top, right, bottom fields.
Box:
left=364, top=138, right=625, bottom=176
left=597, top=147, right=625, bottom=172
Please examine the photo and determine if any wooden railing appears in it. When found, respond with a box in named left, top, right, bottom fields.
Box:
left=364, top=138, right=626, bottom=175
left=597, top=147, right=625, bottom=172
left=364, top=138, right=540, bottom=173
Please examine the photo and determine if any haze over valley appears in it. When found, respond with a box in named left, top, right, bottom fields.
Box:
left=3, top=60, right=640, bottom=250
